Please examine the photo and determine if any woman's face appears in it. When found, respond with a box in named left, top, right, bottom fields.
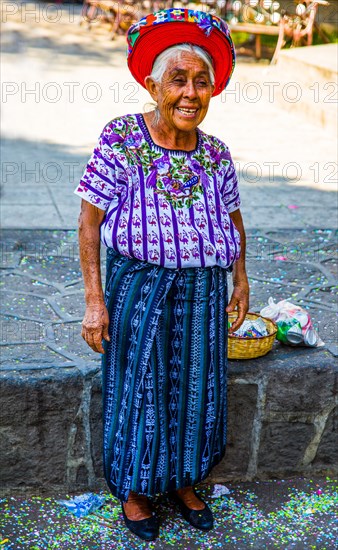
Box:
left=145, top=51, right=215, bottom=134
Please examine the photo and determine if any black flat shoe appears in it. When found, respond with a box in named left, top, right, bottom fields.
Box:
left=168, top=488, right=214, bottom=531
left=121, top=501, right=160, bottom=541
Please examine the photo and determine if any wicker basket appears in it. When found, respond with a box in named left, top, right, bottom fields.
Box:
left=227, top=312, right=277, bottom=360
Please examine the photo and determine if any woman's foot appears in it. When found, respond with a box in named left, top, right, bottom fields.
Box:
left=169, top=486, right=214, bottom=531
left=121, top=491, right=159, bottom=541
left=122, top=491, right=152, bottom=520
left=175, top=486, right=206, bottom=510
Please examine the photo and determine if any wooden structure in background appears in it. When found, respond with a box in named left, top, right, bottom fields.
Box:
left=81, top=0, right=330, bottom=61
left=229, top=21, right=280, bottom=60
left=229, top=0, right=329, bottom=64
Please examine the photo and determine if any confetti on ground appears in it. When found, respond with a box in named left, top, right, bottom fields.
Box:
left=0, top=478, right=337, bottom=549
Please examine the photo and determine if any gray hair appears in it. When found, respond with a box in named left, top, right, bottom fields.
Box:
left=148, top=44, right=215, bottom=125
left=150, top=44, right=215, bottom=86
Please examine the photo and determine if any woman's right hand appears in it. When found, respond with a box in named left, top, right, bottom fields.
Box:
left=81, top=303, right=110, bottom=354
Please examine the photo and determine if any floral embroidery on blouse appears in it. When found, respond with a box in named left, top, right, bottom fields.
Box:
left=74, top=113, right=241, bottom=269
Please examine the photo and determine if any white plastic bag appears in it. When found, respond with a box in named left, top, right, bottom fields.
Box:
left=260, top=297, right=324, bottom=347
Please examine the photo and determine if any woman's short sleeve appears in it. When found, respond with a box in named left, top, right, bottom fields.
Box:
left=74, top=123, right=118, bottom=211
left=220, top=149, right=241, bottom=213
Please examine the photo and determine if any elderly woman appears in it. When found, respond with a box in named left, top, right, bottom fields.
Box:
left=74, top=8, right=249, bottom=542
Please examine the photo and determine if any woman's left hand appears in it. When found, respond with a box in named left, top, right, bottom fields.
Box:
left=226, top=275, right=250, bottom=334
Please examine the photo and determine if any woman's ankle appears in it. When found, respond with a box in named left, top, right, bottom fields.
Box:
left=123, top=494, right=152, bottom=520
left=126, top=491, right=148, bottom=503
left=176, top=486, right=193, bottom=495
left=175, top=486, right=205, bottom=510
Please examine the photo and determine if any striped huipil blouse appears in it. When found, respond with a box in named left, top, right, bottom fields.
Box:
left=74, top=113, right=241, bottom=269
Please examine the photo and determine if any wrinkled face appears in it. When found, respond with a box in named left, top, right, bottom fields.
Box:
left=146, top=51, right=215, bottom=133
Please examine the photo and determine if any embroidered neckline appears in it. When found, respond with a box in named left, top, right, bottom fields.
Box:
left=137, top=113, right=201, bottom=156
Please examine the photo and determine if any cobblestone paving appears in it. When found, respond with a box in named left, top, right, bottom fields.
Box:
left=1, top=229, right=337, bottom=370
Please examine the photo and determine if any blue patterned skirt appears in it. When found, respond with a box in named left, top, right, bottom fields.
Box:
left=102, top=249, right=230, bottom=502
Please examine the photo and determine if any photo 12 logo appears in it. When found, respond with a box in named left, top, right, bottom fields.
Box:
left=2, top=1, right=77, bottom=23
left=2, top=81, right=141, bottom=104
left=221, top=81, right=338, bottom=104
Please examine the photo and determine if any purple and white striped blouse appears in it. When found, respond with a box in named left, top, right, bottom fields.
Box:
left=74, top=113, right=241, bottom=269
